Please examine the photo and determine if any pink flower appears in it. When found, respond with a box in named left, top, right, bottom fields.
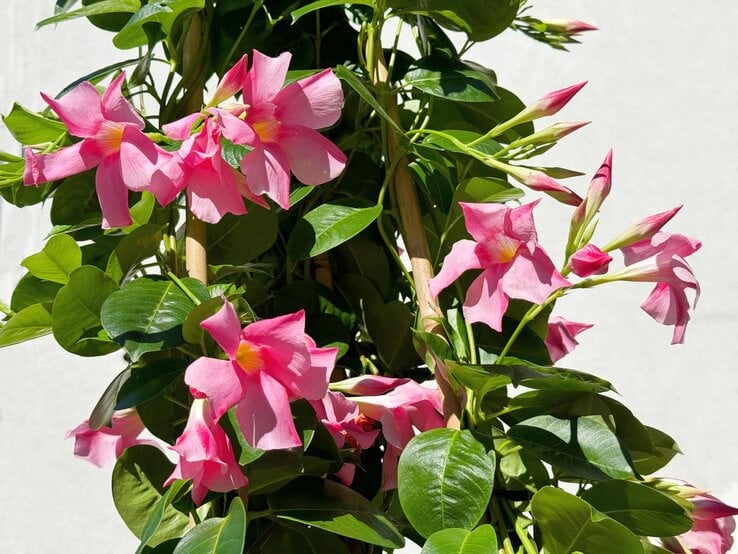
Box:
left=210, top=50, right=347, bottom=209
left=348, top=379, right=445, bottom=490
left=311, top=391, right=380, bottom=485
left=569, top=243, right=612, bottom=277
left=165, top=397, right=247, bottom=505
left=616, top=232, right=701, bottom=344
left=66, top=409, right=158, bottom=467
left=430, top=201, right=571, bottom=332
left=23, top=73, right=170, bottom=228
left=185, top=298, right=337, bottom=450
left=544, top=316, right=593, bottom=363
left=160, top=114, right=265, bottom=223
left=663, top=494, right=738, bottom=554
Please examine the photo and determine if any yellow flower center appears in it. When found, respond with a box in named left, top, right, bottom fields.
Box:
left=252, top=118, right=280, bottom=143
left=96, top=121, right=126, bottom=156
left=488, top=235, right=521, bottom=264
left=235, top=340, right=265, bottom=373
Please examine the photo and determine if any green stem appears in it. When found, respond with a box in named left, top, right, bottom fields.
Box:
left=497, top=289, right=565, bottom=363
left=248, top=509, right=273, bottom=520
left=218, top=0, right=263, bottom=75
left=167, top=271, right=202, bottom=305
left=500, top=498, right=538, bottom=554
left=490, top=497, right=516, bottom=554
left=0, top=299, right=14, bottom=317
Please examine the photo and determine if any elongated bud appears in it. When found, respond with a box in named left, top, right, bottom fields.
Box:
left=521, top=81, right=588, bottom=121
left=602, top=206, right=683, bottom=252
left=509, top=121, right=590, bottom=149
left=207, top=54, right=248, bottom=107
left=501, top=163, right=583, bottom=206
left=542, top=19, right=598, bottom=34
left=583, top=149, right=613, bottom=221
left=569, top=244, right=612, bottom=277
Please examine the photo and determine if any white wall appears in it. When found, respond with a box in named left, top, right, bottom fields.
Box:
left=1, top=1, right=736, bottom=552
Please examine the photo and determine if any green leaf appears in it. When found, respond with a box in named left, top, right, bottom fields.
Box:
left=632, top=426, right=681, bottom=475
left=507, top=415, right=637, bottom=481
left=398, top=428, right=495, bottom=538
left=182, top=297, right=223, bottom=345
left=581, top=480, right=692, bottom=537
left=531, top=487, right=644, bottom=554
left=388, top=0, right=519, bottom=41
left=50, top=172, right=101, bottom=225
left=0, top=302, right=53, bottom=347
left=37, top=0, right=140, bottom=27
left=89, top=367, right=131, bottom=429
left=10, top=273, right=62, bottom=312
left=404, top=58, right=498, bottom=103
left=421, top=129, right=502, bottom=156
left=113, top=445, right=190, bottom=546
left=136, top=480, right=189, bottom=554
left=421, top=525, right=498, bottom=554
left=116, top=358, right=187, bottom=409
left=101, top=277, right=198, bottom=361
left=106, top=223, right=164, bottom=283
left=291, top=0, right=373, bottom=23
left=269, top=476, right=404, bottom=549
left=172, top=497, right=246, bottom=554
left=3, top=103, right=66, bottom=144
left=251, top=523, right=351, bottom=553
left=288, top=199, right=382, bottom=260
left=113, top=0, right=205, bottom=49
left=335, top=65, right=404, bottom=134
left=52, top=265, right=120, bottom=356
left=21, top=234, right=82, bottom=284
left=208, top=206, right=277, bottom=265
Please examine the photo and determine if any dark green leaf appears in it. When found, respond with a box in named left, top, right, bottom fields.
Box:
left=50, top=172, right=101, bottom=226
left=508, top=415, right=637, bottom=480
left=52, top=265, right=120, bottom=356
left=404, top=58, right=498, bottom=103
left=113, top=0, right=205, bottom=49
left=136, top=480, right=189, bottom=554
left=101, top=277, right=198, bottom=361
left=581, top=480, right=692, bottom=537
left=269, top=476, right=404, bottom=549
left=208, top=206, right=277, bottom=265
left=37, top=0, right=140, bottom=27
left=0, top=302, right=53, bottom=347
left=107, top=224, right=164, bottom=283
left=10, top=273, right=62, bottom=312
left=398, top=428, right=495, bottom=538
left=250, top=523, right=351, bottom=554
left=335, top=65, right=403, bottom=134
left=531, top=487, right=644, bottom=554
left=21, top=234, right=82, bottom=284
left=172, top=497, right=246, bottom=554
left=3, top=103, right=66, bottom=144
left=89, top=367, right=131, bottom=429
left=287, top=199, right=382, bottom=260
left=113, top=445, right=190, bottom=546
left=632, top=426, right=681, bottom=475
left=421, top=525, right=498, bottom=554
left=116, top=358, right=187, bottom=409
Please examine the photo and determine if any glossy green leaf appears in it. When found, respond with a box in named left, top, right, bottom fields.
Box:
left=388, top=0, right=519, bottom=41
left=632, top=426, right=681, bottom=475
left=208, top=206, right=277, bottom=265
left=106, top=223, right=164, bottom=283
left=421, top=525, right=498, bottom=554
left=136, top=480, right=189, bottom=554
left=3, top=103, right=66, bottom=144
left=531, top=487, right=644, bottom=554
left=508, top=415, right=637, bottom=480
left=113, top=445, right=190, bottom=546
left=37, top=0, right=140, bottom=27
left=89, top=367, right=131, bottom=429
left=113, top=0, right=205, bottom=49
left=421, top=129, right=502, bottom=156
left=404, top=59, right=498, bottom=103
left=182, top=297, right=223, bottom=345
left=291, top=0, right=373, bottom=23
left=581, top=480, right=692, bottom=537
left=116, top=358, right=187, bottom=409
left=172, top=497, right=246, bottom=554
left=21, top=234, right=82, bottom=284
left=10, top=273, right=62, bottom=312
left=0, top=302, right=53, bottom=347
left=101, top=277, right=198, bottom=361
left=287, top=199, right=382, bottom=260
left=398, top=428, right=495, bottom=538
left=50, top=172, right=101, bottom=225
left=335, top=65, right=403, bottom=134
left=269, top=476, right=404, bottom=549
left=52, top=265, right=119, bottom=356
left=250, top=523, right=351, bottom=553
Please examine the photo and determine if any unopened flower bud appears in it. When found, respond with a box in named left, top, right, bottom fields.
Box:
left=569, top=244, right=612, bottom=277
left=602, top=206, right=683, bottom=252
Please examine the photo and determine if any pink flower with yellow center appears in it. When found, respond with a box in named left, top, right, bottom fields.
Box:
left=429, top=201, right=571, bottom=331
left=165, top=396, right=247, bottom=505
left=22, top=73, right=172, bottom=228
left=184, top=298, right=337, bottom=450
left=210, top=50, right=347, bottom=209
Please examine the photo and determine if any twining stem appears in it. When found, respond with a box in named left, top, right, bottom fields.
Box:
left=183, top=12, right=208, bottom=284
left=367, top=15, right=463, bottom=429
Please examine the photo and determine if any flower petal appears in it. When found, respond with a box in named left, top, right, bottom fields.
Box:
left=42, top=82, right=104, bottom=137
left=274, top=68, right=343, bottom=129
left=186, top=164, right=247, bottom=223
left=502, top=247, right=570, bottom=305
left=236, top=371, right=301, bottom=450
left=101, top=72, right=144, bottom=128
left=428, top=239, right=484, bottom=298
left=240, top=143, right=291, bottom=209
left=243, top=50, right=291, bottom=106
left=23, top=140, right=102, bottom=185
left=463, top=268, right=508, bottom=331
left=119, top=126, right=166, bottom=191
left=200, top=299, right=242, bottom=359
left=211, top=54, right=248, bottom=106
left=459, top=202, right=508, bottom=244
left=209, top=108, right=257, bottom=145
left=243, top=310, right=310, bottom=381
left=185, top=357, right=246, bottom=420
left=163, top=112, right=204, bottom=141
left=278, top=125, right=347, bottom=185
left=95, top=155, right=132, bottom=228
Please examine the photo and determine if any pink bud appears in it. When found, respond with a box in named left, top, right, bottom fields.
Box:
left=508, top=166, right=583, bottom=206
left=209, top=54, right=248, bottom=107
left=530, top=81, right=587, bottom=118
left=603, top=206, right=683, bottom=252
left=543, top=19, right=599, bottom=34
left=569, top=244, right=612, bottom=277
